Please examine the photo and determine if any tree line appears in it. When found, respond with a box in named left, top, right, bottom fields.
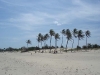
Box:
left=1, top=28, right=100, bottom=53
left=26, top=28, right=94, bottom=53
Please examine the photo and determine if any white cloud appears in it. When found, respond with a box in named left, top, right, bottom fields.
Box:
left=3, top=0, right=100, bottom=31
left=54, top=21, right=61, bottom=26
left=9, top=13, right=45, bottom=25
left=9, top=13, right=48, bottom=30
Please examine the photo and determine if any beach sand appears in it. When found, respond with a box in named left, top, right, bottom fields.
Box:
left=0, top=49, right=100, bottom=75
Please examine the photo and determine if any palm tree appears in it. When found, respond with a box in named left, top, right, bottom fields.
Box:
left=37, top=37, right=40, bottom=49
left=77, top=30, right=84, bottom=50
left=40, top=35, right=44, bottom=49
left=38, top=33, right=43, bottom=49
left=49, top=29, right=55, bottom=53
left=26, top=39, right=31, bottom=49
left=61, top=29, right=65, bottom=47
left=44, top=33, right=49, bottom=51
left=72, top=28, right=78, bottom=50
left=65, top=29, right=72, bottom=51
left=54, top=33, right=60, bottom=51
left=85, top=30, right=91, bottom=49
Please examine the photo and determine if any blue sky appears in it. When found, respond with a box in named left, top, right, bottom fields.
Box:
left=0, top=0, right=100, bottom=49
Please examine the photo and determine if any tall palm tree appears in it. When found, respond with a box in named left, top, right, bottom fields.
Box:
left=77, top=30, right=84, bottom=50
left=44, top=33, right=49, bottom=51
left=49, top=29, right=55, bottom=53
left=38, top=33, right=43, bottom=48
left=26, top=39, right=31, bottom=49
left=37, top=37, right=40, bottom=48
left=54, top=33, right=60, bottom=51
left=85, top=30, right=91, bottom=49
left=36, top=37, right=41, bottom=53
left=61, top=29, right=65, bottom=47
left=72, top=28, right=78, bottom=50
left=41, top=35, right=44, bottom=49
left=65, top=29, right=72, bottom=51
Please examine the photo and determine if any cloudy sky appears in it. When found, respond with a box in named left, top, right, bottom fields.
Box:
left=0, top=0, right=100, bottom=49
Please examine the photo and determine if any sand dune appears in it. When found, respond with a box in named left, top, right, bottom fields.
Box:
left=0, top=49, right=100, bottom=75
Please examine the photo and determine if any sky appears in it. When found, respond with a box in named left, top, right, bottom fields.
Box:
left=0, top=0, right=100, bottom=49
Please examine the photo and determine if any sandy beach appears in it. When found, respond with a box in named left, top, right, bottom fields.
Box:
left=0, top=49, right=100, bottom=75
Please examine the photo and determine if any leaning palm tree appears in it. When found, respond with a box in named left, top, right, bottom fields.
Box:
left=72, top=28, right=78, bottom=50
left=61, top=29, right=65, bottom=47
left=65, top=29, right=72, bottom=51
left=49, top=29, right=55, bottom=53
left=77, top=30, right=84, bottom=50
left=44, top=34, right=49, bottom=48
left=26, top=39, right=31, bottom=49
left=54, top=33, right=60, bottom=51
left=85, top=30, right=91, bottom=49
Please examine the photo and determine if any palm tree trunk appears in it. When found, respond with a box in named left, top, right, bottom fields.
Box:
left=77, top=38, right=79, bottom=51
left=71, top=39, right=74, bottom=52
left=38, top=42, right=39, bottom=48
left=27, top=43, right=28, bottom=51
left=41, top=41, right=42, bottom=49
left=86, top=36, right=87, bottom=50
left=55, top=39, right=56, bottom=50
left=50, top=36, right=52, bottom=53
left=44, top=41, right=46, bottom=52
left=56, top=39, right=57, bottom=51
left=45, top=41, right=46, bottom=52
left=61, top=34, right=63, bottom=46
left=54, top=39, right=57, bottom=54
left=54, top=39, right=56, bottom=53
left=66, top=40, right=68, bottom=52
left=60, top=34, right=63, bottom=53
left=38, top=42, right=40, bottom=52
left=43, top=41, right=45, bottom=52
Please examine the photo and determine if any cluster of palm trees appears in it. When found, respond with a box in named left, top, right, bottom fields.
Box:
left=36, top=28, right=91, bottom=52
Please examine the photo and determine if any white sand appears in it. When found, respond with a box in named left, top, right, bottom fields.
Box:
left=0, top=49, right=100, bottom=75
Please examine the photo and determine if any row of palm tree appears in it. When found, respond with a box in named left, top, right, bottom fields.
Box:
left=36, top=33, right=49, bottom=52
left=26, top=28, right=91, bottom=52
